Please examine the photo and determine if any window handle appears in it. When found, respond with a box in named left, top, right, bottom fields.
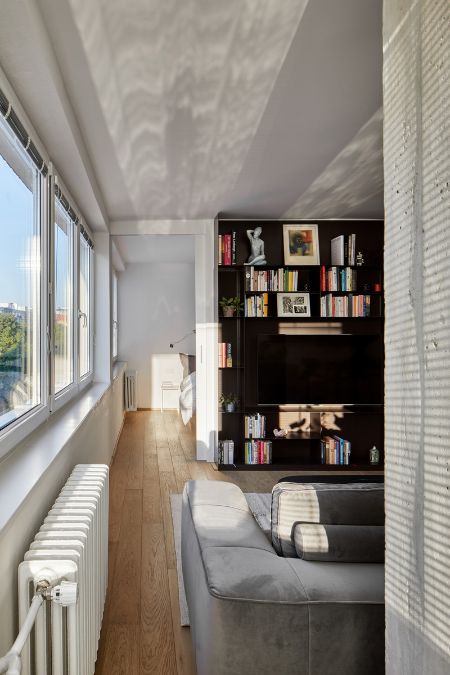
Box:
left=78, top=310, right=87, bottom=327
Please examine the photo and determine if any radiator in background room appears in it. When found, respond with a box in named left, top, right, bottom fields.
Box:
left=124, top=369, right=137, bottom=411
left=18, top=464, right=109, bottom=675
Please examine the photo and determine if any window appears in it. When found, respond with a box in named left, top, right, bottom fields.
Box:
left=112, top=271, right=118, bottom=359
left=79, top=232, right=91, bottom=377
left=0, top=84, right=96, bottom=456
left=54, top=200, right=74, bottom=394
left=0, top=121, right=42, bottom=432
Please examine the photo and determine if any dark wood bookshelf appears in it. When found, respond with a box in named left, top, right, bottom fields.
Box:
left=216, top=218, right=384, bottom=473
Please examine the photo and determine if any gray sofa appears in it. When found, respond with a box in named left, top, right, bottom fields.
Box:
left=181, top=479, right=384, bottom=675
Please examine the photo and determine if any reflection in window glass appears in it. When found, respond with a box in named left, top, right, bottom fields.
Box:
left=0, top=128, right=40, bottom=429
left=54, top=203, right=73, bottom=393
left=79, top=235, right=90, bottom=376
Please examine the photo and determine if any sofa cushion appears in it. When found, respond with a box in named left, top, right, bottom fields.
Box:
left=293, top=523, right=385, bottom=562
left=271, top=481, right=384, bottom=557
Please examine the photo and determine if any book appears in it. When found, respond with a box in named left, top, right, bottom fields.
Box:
left=223, top=234, right=231, bottom=265
left=244, top=440, right=272, bottom=464
left=226, top=343, right=232, bottom=368
left=228, top=440, right=234, bottom=465
left=331, top=235, right=345, bottom=265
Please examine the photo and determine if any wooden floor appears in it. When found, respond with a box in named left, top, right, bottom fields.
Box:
left=94, top=410, right=286, bottom=675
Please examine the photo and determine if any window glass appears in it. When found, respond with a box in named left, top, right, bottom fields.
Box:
left=54, top=202, right=74, bottom=393
left=79, top=235, right=90, bottom=376
left=112, top=271, right=118, bottom=359
left=0, top=127, right=41, bottom=430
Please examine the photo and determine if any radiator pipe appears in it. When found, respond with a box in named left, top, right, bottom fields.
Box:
left=0, top=594, right=44, bottom=675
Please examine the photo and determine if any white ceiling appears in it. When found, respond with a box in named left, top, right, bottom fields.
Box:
left=0, top=0, right=383, bottom=230
left=115, top=235, right=195, bottom=264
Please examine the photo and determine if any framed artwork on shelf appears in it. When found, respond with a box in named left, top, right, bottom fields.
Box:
left=277, top=292, right=311, bottom=318
left=283, top=223, right=320, bottom=265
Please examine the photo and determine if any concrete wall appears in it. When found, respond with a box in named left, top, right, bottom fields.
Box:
left=383, top=1, right=450, bottom=672
left=118, top=262, right=196, bottom=408
left=0, top=371, right=125, bottom=655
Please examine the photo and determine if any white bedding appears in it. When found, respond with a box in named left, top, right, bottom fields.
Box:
left=179, top=371, right=196, bottom=424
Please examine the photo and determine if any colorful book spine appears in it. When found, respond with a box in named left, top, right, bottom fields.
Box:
left=244, top=414, right=266, bottom=438
left=320, top=293, right=371, bottom=317
left=219, top=232, right=237, bottom=265
left=218, top=343, right=232, bottom=367
left=244, top=440, right=272, bottom=464
left=321, top=436, right=352, bottom=465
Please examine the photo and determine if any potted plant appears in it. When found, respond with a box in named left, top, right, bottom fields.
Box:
left=220, top=393, right=240, bottom=413
left=219, top=296, right=243, bottom=318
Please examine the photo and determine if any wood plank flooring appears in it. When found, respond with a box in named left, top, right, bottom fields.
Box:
left=95, top=409, right=291, bottom=675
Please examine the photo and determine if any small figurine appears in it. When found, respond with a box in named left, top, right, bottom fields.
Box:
left=245, top=226, right=267, bottom=265
left=356, top=251, right=364, bottom=266
left=273, top=428, right=288, bottom=438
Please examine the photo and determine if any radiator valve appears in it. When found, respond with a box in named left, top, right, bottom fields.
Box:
left=51, top=581, right=78, bottom=607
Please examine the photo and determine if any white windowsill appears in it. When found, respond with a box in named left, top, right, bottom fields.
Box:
left=0, top=361, right=126, bottom=533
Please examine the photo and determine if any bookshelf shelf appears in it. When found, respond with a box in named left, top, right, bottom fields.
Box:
left=217, top=218, right=384, bottom=473
left=218, top=463, right=384, bottom=472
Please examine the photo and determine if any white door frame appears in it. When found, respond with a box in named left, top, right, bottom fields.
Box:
left=110, top=219, right=218, bottom=461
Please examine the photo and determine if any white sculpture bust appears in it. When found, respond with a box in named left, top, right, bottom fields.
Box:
left=245, top=226, right=267, bottom=265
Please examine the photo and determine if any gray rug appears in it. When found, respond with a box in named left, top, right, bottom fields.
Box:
left=170, top=492, right=271, bottom=626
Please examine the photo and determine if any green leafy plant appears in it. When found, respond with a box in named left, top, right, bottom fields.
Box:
left=219, top=393, right=240, bottom=409
left=218, top=297, right=244, bottom=316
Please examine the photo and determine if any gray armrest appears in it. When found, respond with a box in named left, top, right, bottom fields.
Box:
left=181, top=481, right=309, bottom=675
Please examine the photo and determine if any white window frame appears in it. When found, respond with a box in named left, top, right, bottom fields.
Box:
left=78, top=223, right=94, bottom=387
left=0, top=117, right=50, bottom=459
left=50, top=174, right=95, bottom=411
left=50, top=174, right=78, bottom=411
left=112, top=269, right=118, bottom=362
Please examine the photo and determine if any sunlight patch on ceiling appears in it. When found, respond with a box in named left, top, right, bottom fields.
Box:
left=67, top=0, right=309, bottom=218
left=283, top=108, right=384, bottom=219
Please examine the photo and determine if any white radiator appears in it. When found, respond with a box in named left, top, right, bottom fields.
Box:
left=124, top=369, right=137, bottom=411
left=18, top=464, right=109, bottom=675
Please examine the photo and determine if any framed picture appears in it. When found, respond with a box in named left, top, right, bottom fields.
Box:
left=283, top=224, right=320, bottom=265
left=277, top=292, right=311, bottom=318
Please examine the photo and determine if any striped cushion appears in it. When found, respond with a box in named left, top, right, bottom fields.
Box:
left=271, top=482, right=384, bottom=557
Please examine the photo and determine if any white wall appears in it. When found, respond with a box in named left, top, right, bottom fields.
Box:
left=118, top=262, right=196, bottom=408
left=383, top=1, right=450, bottom=672
left=0, top=370, right=125, bottom=655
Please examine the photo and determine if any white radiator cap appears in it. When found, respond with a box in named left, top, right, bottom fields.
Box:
left=51, top=581, right=78, bottom=606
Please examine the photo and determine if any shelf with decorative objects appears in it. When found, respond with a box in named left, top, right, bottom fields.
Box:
left=216, top=218, right=384, bottom=472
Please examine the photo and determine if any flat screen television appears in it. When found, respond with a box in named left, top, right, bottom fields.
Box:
left=257, top=334, right=383, bottom=405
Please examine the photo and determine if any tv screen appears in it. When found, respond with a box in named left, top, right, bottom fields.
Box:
left=257, top=334, right=383, bottom=405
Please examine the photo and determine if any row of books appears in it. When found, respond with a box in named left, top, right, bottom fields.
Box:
left=245, top=267, right=303, bottom=292
left=244, top=440, right=272, bottom=465
left=218, top=232, right=237, bottom=266
left=331, top=234, right=356, bottom=266
left=244, top=414, right=266, bottom=439
left=245, top=294, right=269, bottom=317
left=218, top=440, right=235, bottom=464
left=321, top=266, right=357, bottom=292
left=218, top=342, right=233, bottom=367
left=321, top=436, right=351, bottom=465
left=320, top=294, right=372, bottom=317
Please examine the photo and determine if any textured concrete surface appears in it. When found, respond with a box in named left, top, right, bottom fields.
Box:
left=383, top=0, right=450, bottom=673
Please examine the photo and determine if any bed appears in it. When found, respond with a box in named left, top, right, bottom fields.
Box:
left=178, top=353, right=196, bottom=425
